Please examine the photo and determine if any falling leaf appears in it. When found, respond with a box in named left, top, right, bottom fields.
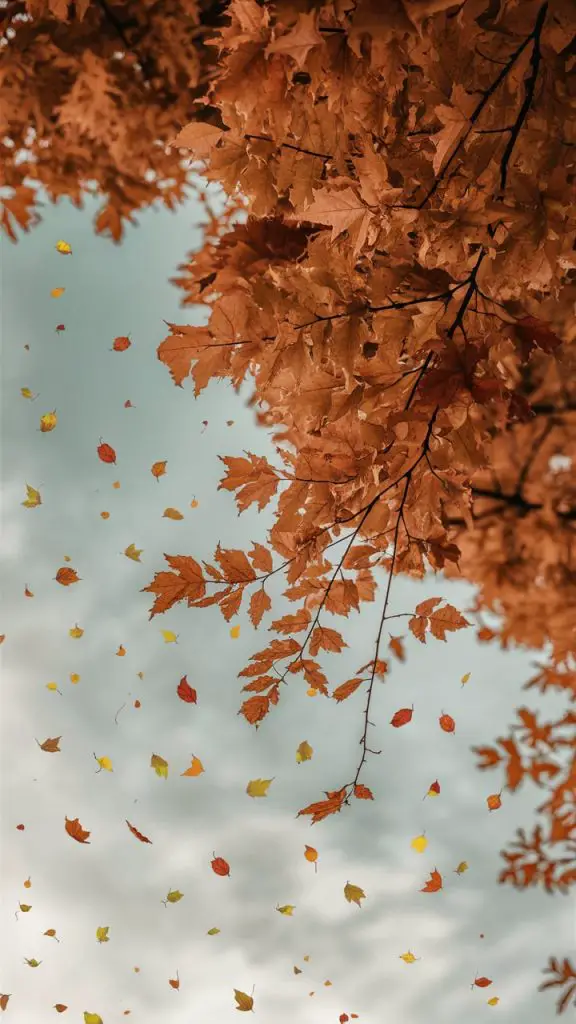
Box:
left=151, top=460, right=167, bottom=480
left=54, top=1005, right=68, bottom=1013
left=55, top=240, right=72, bottom=254
left=65, top=816, right=91, bottom=844
left=246, top=778, right=273, bottom=798
left=151, top=753, right=168, bottom=779
left=70, top=673, right=80, bottom=684
left=134, top=700, right=141, bottom=708
left=425, top=779, right=441, bottom=798
left=390, top=706, right=414, bottom=728
left=84, top=1015, right=103, bottom=1024
left=487, top=792, right=502, bottom=811
left=163, top=890, right=184, bottom=905
left=17, top=903, right=32, bottom=913
left=276, top=904, right=295, bottom=915
left=16, top=824, right=25, bottom=830
left=211, top=853, right=230, bottom=877
left=24, top=585, right=34, bottom=598
left=226, top=420, right=234, bottom=426
left=116, top=645, right=126, bottom=656
left=112, top=480, right=120, bottom=488
left=411, top=833, right=428, bottom=854
left=233, top=989, right=254, bottom=1012
left=230, top=624, right=240, bottom=639
left=51, top=287, right=65, bottom=298
left=389, top=635, right=405, bottom=661
left=55, top=566, right=80, bottom=586
left=207, top=927, right=220, bottom=935
left=96, top=926, right=109, bottom=943
left=307, top=688, right=317, bottom=697
left=439, top=711, right=456, bottom=734
left=421, top=869, right=443, bottom=893
left=354, top=784, right=373, bottom=800
left=46, top=682, right=62, bottom=694
left=95, top=755, right=113, bottom=773
left=399, top=951, right=420, bottom=963
left=69, top=624, right=84, bottom=638
left=124, top=400, right=134, bottom=408
left=190, top=498, right=199, bottom=508
left=344, top=882, right=366, bottom=907
left=487, top=997, right=500, bottom=1005
left=22, top=484, right=42, bottom=508
left=454, top=860, right=469, bottom=875
left=181, top=756, right=204, bottom=777
left=23, top=877, right=31, bottom=888
left=296, top=740, right=313, bottom=763
left=55, top=323, right=66, bottom=333
left=44, top=930, right=58, bottom=939
left=24, top=959, right=41, bottom=967
left=0, top=995, right=10, bottom=1011
left=461, top=672, right=471, bottom=685
left=112, top=336, right=131, bottom=352
left=472, top=976, right=493, bottom=989
left=124, top=543, right=143, bottom=562
left=97, top=440, right=117, bottom=464
left=36, top=736, right=61, bottom=753
left=177, top=676, right=197, bottom=703
left=168, top=971, right=180, bottom=990
left=163, top=507, right=184, bottom=520
left=21, top=387, right=38, bottom=400
left=294, top=966, right=302, bottom=975
left=40, top=410, right=58, bottom=432
left=160, top=629, right=178, bottom=643
left=304, top=845, right=318, bottom=872
left=125, top=820, right=152, bottom=844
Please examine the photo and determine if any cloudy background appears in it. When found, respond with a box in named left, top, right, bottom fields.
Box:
left=0, top=186, right=573, bottom=1024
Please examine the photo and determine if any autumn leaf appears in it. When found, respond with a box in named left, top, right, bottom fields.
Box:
left=276, top=904, right=295, bottom=915
left=389, top=635, right=405, bottom=661
left=36, top=736, right=61, bottom=753
left=151, top=753, right=168, bottom=779
left=344, top=882, right=366, bottom=907
left=304, top=845, right=318, bottom=871
left=207, top=927, right=220, bottom=935
left=411, top=833, right=428, bottom=854
left=177, top=676, right=197, bottom=703
left=54, top=1004, right=68, bottom=1013
left=163, top=507, right=184, bottom=520
left=124, top=543, right=143, bottom=562
left=310, top=626, right=347, bottom=656
left=297, top=788, right=346, bottom=824
left=51, top=287, right=65, bottom=298
left=296, top=740, right=313, bottom=763
left=55, top=240, right=72, bottom=254
left=0, top=995, right=10, bottom=1011
left=246, top=778, right=273, bottom=798
left=55, top=566, right=80, bottom=586
left=439, top=712, right=456, bottom=734
left=487, top=792, right=502, bottom=811
left=454, top=861, right=469, bottom=875
left=116, top=645, right=126, bottom=656
left=233, top=989, right=254, bottom=1012
left=163, top=889, right=184, bottom=905
left=24, top=959, right=41, bottom=967
left=472, top=976, right=493, bottom=989
left=461, top=672, right=471, bottom=686
left=151, top=460, right=167, bottom=480
left=84, top=1014, right=103, bottom=1024
left=487, top=997, right=500, bottom=1006
left=171, top=121, right=224, bottom=156
left=112, top=335, right=131, bottom=351
left=22, top=484, right=42, bottom=508
left=266, top=12, right=324, bottom=68
left=168, top=971, right=180, bottom=990
left=230, top=624, right=241, bottom=639
left=390, top=706, right=414, bottom=728
left=161, top=629, right=178, bottom=643
left=21, top=387, right=38, bottom=400
left=249, top=587, right=271, bottom=627
left=65, top=817, right=90, bottom=843
left=354, top=784, right=373, bottom=800
left=40, top=410, right=57, bottom=432
left=96, top=926, right=109, bottom=943
left=125, top=820, right=152, bottom=844
left=211, top=853, right=230, bottom=877
left=181, top=756, right=204, bottom=777
left=421, top=869, right=443, bottom=893
left=332, top=678, right=364, bottom=702
left=97, top=441, right=116, bottom=464
left=94, top=755, right=113, bottom=773
left=399, top=951, right=420, bottom=963
left=69, top=624, right=84, bottom=638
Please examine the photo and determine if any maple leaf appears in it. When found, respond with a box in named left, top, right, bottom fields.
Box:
left=266, top=12, right=324, bottom=68
left=297, top=788, right=346, bottom=824
left=421, top=869, right=443, bottom=893
left=143, top=554, right=206, bottom=617
left=303, top=187, right=374, bottom=258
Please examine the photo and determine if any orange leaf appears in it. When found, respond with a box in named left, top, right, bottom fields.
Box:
left=309, top=626, right=347, bottom=656
left=211, top=853, right=230, bottom=877
left=297, top=788, right=346, bottom=824
left=390, top=706, right=414, bottom=728
left=332, top=678, right=364, bottom=702
left=420, top=869, right=443, bottom=893
left=64, top=816, right=90, bottom=844
left=125, top=820, right=152, bottom=844
left=55, top=567, right=80, bottom=586
left=177, top=676, right=197, bottom=703
left=249, top=588, right=272, bottom=628
left=354, top=784, right=373, bottom=800
left=97, top=441, right=117, bottom=464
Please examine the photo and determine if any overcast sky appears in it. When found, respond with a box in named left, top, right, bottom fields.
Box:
left=0, top=189, right=573, bottom=1024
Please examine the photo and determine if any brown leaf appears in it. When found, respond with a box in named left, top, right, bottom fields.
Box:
left=64, top=816, right=90, bottom=844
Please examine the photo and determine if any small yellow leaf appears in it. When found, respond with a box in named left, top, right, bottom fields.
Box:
left=40, top=410, right=57, bottom=432
left=84, top=1014, right=103, bottom=1024
left=24, top=959, right=41, bottom=967
left=233, top=989, right=254, bottom=1012
left=96, top=756, right=113, bottom=773
left=306, top=687, right=317, bottom=697
left=96, top=926, right=109, bottom=943
left=181, top=756, right=204, bottom=777
left=100, top=511, right=110, bottom=519
left=230, top=624, right=240, bottom=639
left=461, top=672, right=471, bottom=685
left=124, top=543, right=143, bottom=562
left=23, top=877, right=31, bottom=888
left=296, top=740, right=313, bottom=763
left=164, top=890, right=183, bottom=904
left=21, top=387, right=38, bottom=400
left=399, top=951, right=420, bottom=963
left=344, top=882, right=366, bottom=907
left=70, top=673, right=80, bottom=684
left=487, top=997, right=499, bottom=1006
left=190, top=499, right=199, bottom=508
left=46, top=682, right=61, bottom=694
left=454, top=860, right=469, bottom=875
left=207, top=927, right=220, bottom=935
left=18, top=903, right=32, bottom=913
left=51, top=287, right=65, bottom=298
left=55, top=240, right=72, bottom=255
left=22, top=483, right=42, bottom=508
left=411, top=833, right=428, bottom=854
left=69, top=624, right=84, bottom=639
left=276, top=904, right=295, bottom=915
left=151, top=753, right=168, bottom=779
left=160, top=630, right=178, bottom=644
left=163, top=507, right=184, bottom=520
left=112, top=480, right=121, bottom=489
left=246, top=778, right=273, bottom=798
left=116, top=645, right=126, bottom=656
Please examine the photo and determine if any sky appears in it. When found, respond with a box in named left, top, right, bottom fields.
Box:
left=0, top=187, right=573, bottom=1024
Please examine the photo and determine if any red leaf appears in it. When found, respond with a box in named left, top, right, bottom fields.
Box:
left=390, top=706, right=414, bottom=728
left=439, top=712, right=455, bottom=734
left=421, top=868, right=443, bottom=893
left=211, top=853, right=230, bottom=876
left=177, top=676, right=197, bottom=704
left=354, top=784, right=374, bottom=800
left=97, top=440, right=117, bottom=464
left=472, top=976, right=493, bottom=989
left=126, top=820, right=153, bottom=844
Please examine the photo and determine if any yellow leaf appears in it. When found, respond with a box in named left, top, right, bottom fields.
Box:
left=190, top=499, right=199, bottom=508
left=163, top=507, right=184, bottom=520
left=296, top=740, right=313, bottom=763
left=303, top=955, right=310, bottom=962
left=181, top=756, right=204, bottom=777
left=23, top=877, right=31, bottom=888
left=207, top=927, right=220, bottom=935
left=151, top=753, right=168, bottom=779
left=40, top=410, right=57, bottom=432
left=411, top=833, right=428, bottom=854
left=25, top=958, right=41, bottom=967
left=55, top=240, right=72, bottom=255
left=20, top=387, right=38, bottom=400
left=46, top=682, right=61, bottom=694
left=399, top=951, right=420, bottom=963
left=18, top=903, right=32, bottom=912
left=344, top=882, right=366, bottom=907
left=276, top=904, right=295, bottom=915
left=487, top=997, right=499, bottom=1006
left=69, top=624, right=84, bottom=639
left=306, top=687, right=317, bottom=697
left=233, top=989, right=254, bottom=1012
left=164, top=890, right=183, bottom=904
left=96, top=926, right=109, bottom=943
left=84, top=1014, right=103, bottom=1024
left=22, top=483, right=42, bottom=508
left=230, top=624, right=240, bottom=639
left=70, top=673, right=80, bottom=684
left=51, top=287, right=65, bottom=298
left=454, top=860, right=469, bottom=875
left=96, top=756, right=113, bottom=773
left=246, top=778, right=273, bottom=798
left=124, top=543, right=143, bottom=562
left=160, top=630, right=178, bottom=644
left=461, top=672, right=471, bottom=685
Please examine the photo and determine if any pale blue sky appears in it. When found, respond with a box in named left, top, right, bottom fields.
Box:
left=0, top=191, right=572, bottom=1023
